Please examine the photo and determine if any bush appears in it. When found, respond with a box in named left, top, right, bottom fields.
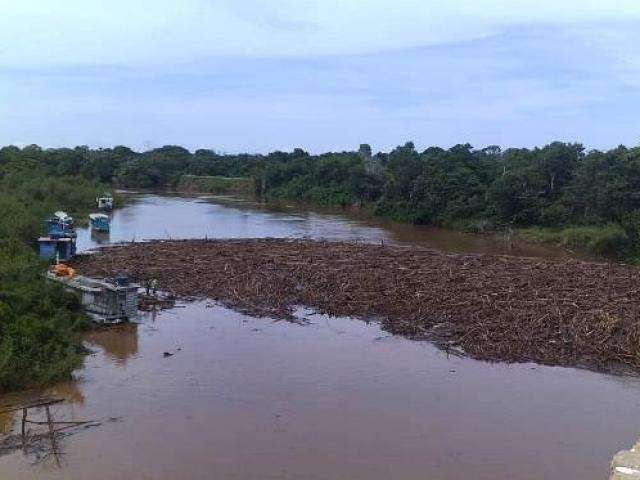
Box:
left=585, top=226, right=630, bottom=257
left=518, top=225, right=630, bottom=258
left=443, top=218, right=497, bottom=233
left=0, top=242, right=89, bottom=391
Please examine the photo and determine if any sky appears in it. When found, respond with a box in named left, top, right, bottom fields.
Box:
left=1, top=0, right=639, bottom=153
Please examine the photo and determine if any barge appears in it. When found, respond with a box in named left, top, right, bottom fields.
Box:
left=47, top=270, right=139, bottom=323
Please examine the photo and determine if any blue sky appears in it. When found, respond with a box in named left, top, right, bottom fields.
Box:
left=1, top=0, right=639, bottom=153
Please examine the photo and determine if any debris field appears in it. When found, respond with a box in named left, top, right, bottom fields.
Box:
left=71, top=238, right=640, bottom=373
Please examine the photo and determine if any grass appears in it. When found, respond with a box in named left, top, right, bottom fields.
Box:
left=177, top=175, right=255, bottom=194
left=518, top=224, right=630, bottom=257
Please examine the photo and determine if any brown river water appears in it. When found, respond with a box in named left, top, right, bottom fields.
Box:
left=1, top=193, right=637, bottom=479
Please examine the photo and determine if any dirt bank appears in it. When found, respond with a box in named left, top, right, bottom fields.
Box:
left=72, top=239, right=640, bottom=373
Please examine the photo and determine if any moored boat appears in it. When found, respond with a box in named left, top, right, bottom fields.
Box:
left=40, top=211, right=77, bottom=261
left=89, top=213, right=110, bottom=232
left=46, top=268, right=139, bottom=323
left=96, top=193, right=114, bottom=211
left=45, top=211, right=76, bottom=238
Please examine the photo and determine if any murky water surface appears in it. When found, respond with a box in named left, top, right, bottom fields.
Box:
left=77, top=193, right=572, bottom=257
left=1, top=193, right=635, bottom=479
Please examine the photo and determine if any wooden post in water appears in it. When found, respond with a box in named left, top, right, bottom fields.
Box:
left=44, top=405, right=60, bottom=466
left=21, top=408, right=27, bottom=450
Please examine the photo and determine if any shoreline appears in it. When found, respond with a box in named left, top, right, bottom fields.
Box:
left=119, top=189, right=589, bottom=260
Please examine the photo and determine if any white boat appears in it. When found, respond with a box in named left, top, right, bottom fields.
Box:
left=96, top=193, right=114, bottom=211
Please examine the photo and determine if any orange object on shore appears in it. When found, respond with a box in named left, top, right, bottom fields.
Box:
left=53, top=263, right=76, bottom=278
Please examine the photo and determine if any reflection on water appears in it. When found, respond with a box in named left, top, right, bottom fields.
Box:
left=2, top=303, right=640, bottom=480
left=84, top=323, right=139, bottom=366
left=0, top=381, right=86, bottom=438
left=211, top=195, right=579, bottom=259
left=0, top=410, right=14, bottom=435
left=89, top=230, right=110, bottom=245
left=44, top=382, right=86, bottom=406
left=76, top=193, right=574, bottom=259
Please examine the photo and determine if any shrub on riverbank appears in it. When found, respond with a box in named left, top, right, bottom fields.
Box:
left=176, top=175, right=254, bottom=194
left=0, top=242, right=89, bottom=391
left=518, top=225, right=631, bottom=257
left=0, top=163, right=102, bottom=391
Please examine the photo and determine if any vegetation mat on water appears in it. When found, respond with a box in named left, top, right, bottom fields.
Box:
left=73, top=239, right=640, bottom=373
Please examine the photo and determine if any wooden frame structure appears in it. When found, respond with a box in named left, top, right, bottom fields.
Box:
left=0, top=397, right=97, bottom=465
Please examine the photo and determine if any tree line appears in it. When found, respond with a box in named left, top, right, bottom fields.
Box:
left=3, top=141, right=640, bottom=256
left=3, top=142, right=640, bottom=252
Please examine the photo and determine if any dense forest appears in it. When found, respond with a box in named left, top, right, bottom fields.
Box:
left=2, top=141, right=640, bottom=257
left=2, top=140, right=640, bottom=391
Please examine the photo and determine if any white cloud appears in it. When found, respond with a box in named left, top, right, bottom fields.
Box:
left=1, top=0, right=640, bottom=67
left=1, top=2, right=639, bottom=151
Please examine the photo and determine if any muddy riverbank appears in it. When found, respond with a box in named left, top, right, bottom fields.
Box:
left=73, top=238, right=640, bottom=373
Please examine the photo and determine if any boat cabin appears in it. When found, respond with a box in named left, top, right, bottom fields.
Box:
left=47, top=271, right=139, bottom=323
left=89, top=213, right=110, bottom=232
left=96, top=194, right=114, bottom=211
left=45, top=211, right=76, bottom=238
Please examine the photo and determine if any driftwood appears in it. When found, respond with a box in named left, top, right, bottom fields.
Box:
left=72, top=238, right=640, bottom=374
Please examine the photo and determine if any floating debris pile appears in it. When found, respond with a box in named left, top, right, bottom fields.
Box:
left=72, top=239, right=640, bottom=373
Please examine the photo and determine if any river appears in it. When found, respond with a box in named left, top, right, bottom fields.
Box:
left=0, top=193, right=636, bottom=479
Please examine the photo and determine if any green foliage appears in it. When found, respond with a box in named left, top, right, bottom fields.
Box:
left=0, top=242, right=89, bottom=390
left=518, top=225, right=630, bottom=257
left=0, top=161, right=99, bottom=392
left=264, top=151, right=381, bottom=207
left=445, top=218, right=498, bottom=234
left=177, top=175, right=254, bottom=194
left=4, top=140, right=640, bottom=260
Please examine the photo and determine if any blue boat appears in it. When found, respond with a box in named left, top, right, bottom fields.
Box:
left=90, top=213, right=110, bottom=232
left=45, top=211, right=76, bottom=238
left=39, top=211, right=77, bottom=261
